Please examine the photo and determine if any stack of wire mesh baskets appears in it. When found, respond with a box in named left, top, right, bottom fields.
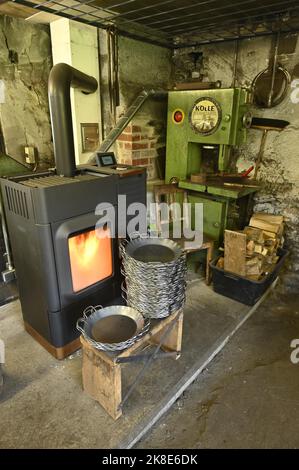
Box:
left=120, top=235, right=187, bottom=319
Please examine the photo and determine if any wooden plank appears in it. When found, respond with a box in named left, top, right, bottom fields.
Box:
left=205, top=240, right=214, bottom=285
left=190, top=173, right=207, bottom=184
left=252, top=213, right=284, bottom=224
left=224, top=230, right=247, bottom=276
left=250, top=215, right=283, bottom=234
left=175, top=81, right=220, bottom=90
left=150, top=313, right=183, bottom=356
left=244, top=226, right=264, bottom=244
left=80, top=310, right=184, bottom=420
left=79, top=309, right=183, bottom=366
left=0, top=2, right=36, bottom=19
left=262, top=230, right=279, bottom=239
left=116, top=310, right=182, bottom=360
left=81, top=336, right=122, bottom=420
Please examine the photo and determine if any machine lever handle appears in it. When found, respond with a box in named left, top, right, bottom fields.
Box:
left=241, top=165, right=254, bottom=178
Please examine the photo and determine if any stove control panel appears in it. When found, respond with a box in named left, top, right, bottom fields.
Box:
left=96, top=152, right=117, bottom=167
left=93, top=151, right=144, bottom=176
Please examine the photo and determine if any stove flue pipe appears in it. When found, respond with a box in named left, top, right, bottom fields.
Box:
left=48, top=63, right=98, bottom=177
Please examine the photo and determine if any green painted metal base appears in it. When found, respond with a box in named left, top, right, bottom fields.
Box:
left=179, top=180, right=258, bottom=199
left=181, top=186, right=257, bottom=244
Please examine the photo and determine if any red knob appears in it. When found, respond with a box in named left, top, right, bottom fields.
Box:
left=173, top=110, right=184, bottom=123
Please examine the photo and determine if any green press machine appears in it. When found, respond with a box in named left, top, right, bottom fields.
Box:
left=165, top=87, right=259, bottom=244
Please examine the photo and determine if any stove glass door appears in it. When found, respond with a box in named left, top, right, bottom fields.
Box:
left=68, top=226, right=112, bottom=293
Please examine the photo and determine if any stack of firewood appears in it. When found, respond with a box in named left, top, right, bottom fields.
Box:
left=217, top=213, right=284, bottom=281
left=244, top=213, right=284, bottom=280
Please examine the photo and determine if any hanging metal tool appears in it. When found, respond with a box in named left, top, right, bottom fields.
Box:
left=252, top=31, right=291, bottom=108
left=251, top=117, right=289, bottom=178
left=268, top=31, right=280, bottom=107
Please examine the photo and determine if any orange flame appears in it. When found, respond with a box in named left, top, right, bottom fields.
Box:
left=68, top=228, right=112, bottom=292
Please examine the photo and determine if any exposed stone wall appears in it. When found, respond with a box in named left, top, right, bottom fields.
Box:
left=0, top=17, right=172, bottom=176
left=99, top=32, right=172, bottom=180
left=173, top=33, right=299, bottom=291
left=0, top=15, right=53, bottom=167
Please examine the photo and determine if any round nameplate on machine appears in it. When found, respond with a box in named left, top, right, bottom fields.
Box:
left=189, top=97, right=222, bottom=135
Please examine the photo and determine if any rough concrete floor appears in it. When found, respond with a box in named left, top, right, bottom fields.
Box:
left=138, top=291, right=299, bottom=449
left=0, top=280, right=255, bottom=449
left=1, top=278, right=296, bottom=449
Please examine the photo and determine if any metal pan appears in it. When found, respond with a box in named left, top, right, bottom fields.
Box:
left=77, top=305, right=147, bottom=351
left=125, top=238, right=182, bottom=263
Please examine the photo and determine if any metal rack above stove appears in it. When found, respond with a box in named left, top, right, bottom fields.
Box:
left=12, top=0, right=299, bottom=48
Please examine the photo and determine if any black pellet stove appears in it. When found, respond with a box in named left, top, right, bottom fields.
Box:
left=0, top=64, right=146, bottom=359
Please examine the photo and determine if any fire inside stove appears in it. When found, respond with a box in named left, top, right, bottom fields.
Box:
left=68, top=227, right=113, bottom=292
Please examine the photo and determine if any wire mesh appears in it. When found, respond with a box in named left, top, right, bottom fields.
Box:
left=12, top=0, right=299, bottom=47
left=120, top=236, right=187, bottom=319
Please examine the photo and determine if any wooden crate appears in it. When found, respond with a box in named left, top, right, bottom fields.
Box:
left=80, top=309, right=184, bottom=420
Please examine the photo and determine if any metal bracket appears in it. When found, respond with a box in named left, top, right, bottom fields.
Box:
left=116, top=351, right=179, bottom=364
left=118, top=314, right=180, bottom=411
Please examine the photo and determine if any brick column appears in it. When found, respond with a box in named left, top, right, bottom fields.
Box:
left=116, top=121, right=158, bottom=180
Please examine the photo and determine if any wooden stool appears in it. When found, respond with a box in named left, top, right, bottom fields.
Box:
left=80, top=309, right=184, bottom=420
left=153, top=184, right=214, bottom=285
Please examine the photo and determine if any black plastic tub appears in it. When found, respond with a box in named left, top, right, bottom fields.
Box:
left=210, top=248, right=288, bottom=306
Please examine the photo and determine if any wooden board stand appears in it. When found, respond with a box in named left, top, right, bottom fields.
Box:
left=224, top=230, right=247, bottom=276
left=80, top=309, right=184, bottom=420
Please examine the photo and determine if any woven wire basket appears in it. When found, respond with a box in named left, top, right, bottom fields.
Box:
left=77, top=305, right=150, bottom=352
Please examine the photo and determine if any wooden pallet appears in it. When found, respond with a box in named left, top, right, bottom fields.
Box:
left=80, top=309, right=184, bottom=420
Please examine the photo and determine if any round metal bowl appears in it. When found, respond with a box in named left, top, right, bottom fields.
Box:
left=125, top=238, right=182, bottom=263
left=76, top=305, right=148, bottom=351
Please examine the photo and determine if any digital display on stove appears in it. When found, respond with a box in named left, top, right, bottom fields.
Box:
left=96, top=152, right=117, bottom=167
